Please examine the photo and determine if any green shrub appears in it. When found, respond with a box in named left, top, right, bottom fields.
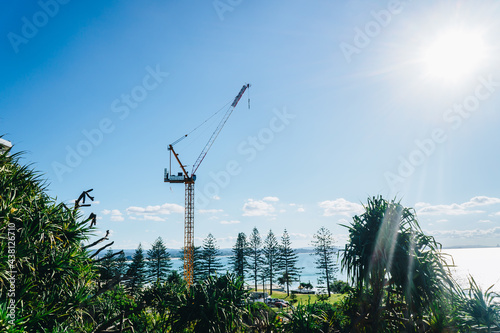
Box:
left=316, top=293, right=330, bottom=302
left=0, top=150, right=96, bottom=332
left=330, top=280, right=353, bottom=294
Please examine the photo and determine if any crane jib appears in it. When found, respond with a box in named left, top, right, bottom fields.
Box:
left=231, top=84, right=250, bottom=107
left=191, top=84, right=250, bottom=175
left=164, top=83, right=250, bottom=287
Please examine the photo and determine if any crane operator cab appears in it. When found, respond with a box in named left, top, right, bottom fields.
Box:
left=164, top=169, right=196, bottom=183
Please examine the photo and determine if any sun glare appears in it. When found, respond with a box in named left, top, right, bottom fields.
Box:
left=422, top=29, right=487, bottom=81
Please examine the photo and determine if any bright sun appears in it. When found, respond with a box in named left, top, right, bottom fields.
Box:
left=422, top=29, right=487, bottom=81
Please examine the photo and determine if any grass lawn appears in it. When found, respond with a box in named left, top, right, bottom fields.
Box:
left=251, top=289, right=345, bottom=305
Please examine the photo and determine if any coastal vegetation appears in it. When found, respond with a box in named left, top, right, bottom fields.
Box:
left=1, top=149, right=499, bottom=332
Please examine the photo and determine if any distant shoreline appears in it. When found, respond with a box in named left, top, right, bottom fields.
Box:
left=442, top=245, right=500, bottom=250
left=99, top=245, right=500, bottom=259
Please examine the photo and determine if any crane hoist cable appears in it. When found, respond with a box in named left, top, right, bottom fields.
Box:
left=169, top=83, right=250, bottom=149
left=191, top=84, right=250, bottom=175
left=168, top=100, right=231, bottom=175
left=168, top=84, right=249, bottom=175
left=164, top=84, right=250, bottom=287
left=169, top=100, right=232, bottom=148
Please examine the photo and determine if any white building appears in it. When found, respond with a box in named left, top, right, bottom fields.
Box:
left=0, top=138, right=12, bottom=154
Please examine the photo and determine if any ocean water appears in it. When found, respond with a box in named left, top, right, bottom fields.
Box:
left=169, top=247, right=500, bottom=292
left=445, top=247, right=500, bottom=292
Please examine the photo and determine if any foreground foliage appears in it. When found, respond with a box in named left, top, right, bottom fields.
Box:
left=340, top=196, right=500, bottom=333
left=1, top=148, right=499, bottom=332
left=0, top=150, right=95, bottom=332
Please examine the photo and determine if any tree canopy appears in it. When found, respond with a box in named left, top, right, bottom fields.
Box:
left=311, top=226, right=338, bottom=297
left=199, top=233, right=223, bottom=279
left=262, top=230, right=280, bottom=295
left=248, top=227, right=263, bottom=292
left=147, top=237, right=172, bottom=284
left=278, top=229, right=302, bottom=296
left=230, top=232, right=249, bottom=280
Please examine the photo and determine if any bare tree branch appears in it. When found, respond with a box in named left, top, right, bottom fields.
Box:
left=91, top=241, right=115, bottom=259
left=87, top=212, right=97, bottom=227
left=83, top=230, right=110, bottom=250
left=75, top=189, right=94, bottom=209
left=93, top=247, right=122, bottom=262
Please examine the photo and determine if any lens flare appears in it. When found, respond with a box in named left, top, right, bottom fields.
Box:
left=422, top=29, right=487, bottom=81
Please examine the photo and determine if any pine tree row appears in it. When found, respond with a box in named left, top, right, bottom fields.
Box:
left=100, top=226, right=338, bottom=296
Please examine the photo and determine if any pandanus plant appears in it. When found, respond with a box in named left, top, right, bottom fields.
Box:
left=458, top=276, right=500, bottom=333
left=341, top=196, right=455, bottom=332
left=0, top=149, right=96, bottom=331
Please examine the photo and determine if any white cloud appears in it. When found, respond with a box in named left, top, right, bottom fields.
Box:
left=463, top=196, right=500, bottom=207
left=416, top=202, right=478, bottom=216
left=289, top=232, right=309, bottom=239
left=338, top=218, right=349, bottom=225
left=478, top=219, right=492, bottom=223
left=220, top=220, right=240, bottom=225
left=416, top=196, right=500, bottom=216
left=428, top=226, right=500, bottom=239
left=212, top=195, right=221, bottom=200
left=125, top=202, right=183, bottom=221
left=126, top=203, right=183, bottom=215
left=242, top=199, right=276, bottom=216
left=143, top=215, right=167, bottom=222
left=263, top=196, right=279, bottom=202
left=110, top=215, right=125, bottom=222
left=318, top=198, right=363, bottom=216
left=436, top=219, right=448, bottom=223
left=199, top=209, right=224, bottom=214
left=333, top=233, right=350, bottom=245
left=490, top=211, right=500, bottom=217
left=102, top=209, right=124, bottom=222
left=288, top=203, right=305, bottom=212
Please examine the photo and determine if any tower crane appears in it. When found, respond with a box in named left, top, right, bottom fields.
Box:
left=164, top=84, right=250, bottom=286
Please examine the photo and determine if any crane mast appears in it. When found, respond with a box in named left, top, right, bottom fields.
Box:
left=164, top=84, right=250, bottom=286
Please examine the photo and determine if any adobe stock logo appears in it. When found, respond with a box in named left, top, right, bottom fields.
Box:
left=213, top=0, right=243, bottom=21
left=195, top=107, right=295, bottom=207
left=51, top=65, right=169, bottom=182
left=339, top=0, right=411, bottom=63
left=385, top=75, right=498, bottom=192
left=7, top=0, right=71, bottom=54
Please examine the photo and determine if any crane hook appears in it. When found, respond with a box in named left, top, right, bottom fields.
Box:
left=247, top=84, right=250, bottom=109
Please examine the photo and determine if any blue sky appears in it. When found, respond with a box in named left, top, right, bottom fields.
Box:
left=2, top=0, right=500, bottom=250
